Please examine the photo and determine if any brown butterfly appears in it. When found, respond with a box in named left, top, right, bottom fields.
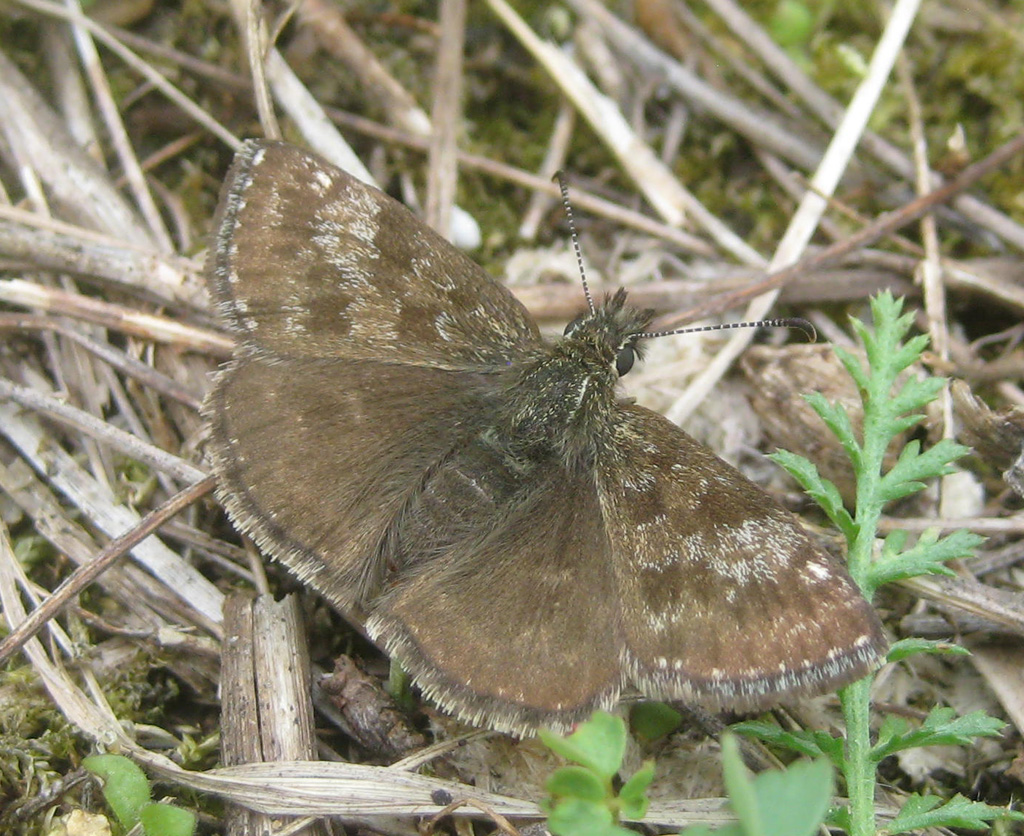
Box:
left=205, top=140, right=886, bottom=735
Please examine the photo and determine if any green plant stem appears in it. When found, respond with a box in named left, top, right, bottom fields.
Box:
left=387, top=660, right=414, bottom=711
left=842, top=390, right=888, bottom=835
left=841, top=677, right=876, bottom=836
left=840, top=361, right=889, bottom=833
left=847, top=415, right=887, bottom=591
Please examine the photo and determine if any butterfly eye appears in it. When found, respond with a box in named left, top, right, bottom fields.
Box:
left=615, top=344, right=636, bottom=377
left=563, top=315, right=585, bottom=337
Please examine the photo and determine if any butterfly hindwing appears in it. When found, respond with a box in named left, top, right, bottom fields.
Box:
left=209, top=140, right=541, bottom=368
left=367, top=446, right=624, bottom=734
left=206, top=359, right=501, bottom=612
left=596, top=404, right=886, bottom=709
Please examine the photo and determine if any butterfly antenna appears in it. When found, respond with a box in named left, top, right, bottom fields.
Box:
left=639, top=317, right=817, bottom=343
left=555, top=171, right=595, bottom=315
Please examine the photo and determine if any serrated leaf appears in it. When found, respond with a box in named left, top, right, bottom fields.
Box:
left=734, top=294, right=1002, bottom=836
left=887, top=377, right=943, bottom=416
left=849, top=317, right=874, bottom=358
left=869, top=551, right=956, bottom=589
left=880, top=439, right=922, bottom=477
left=886, top=637, right=969, bottom=662
left=870, top=528, right=979, bottom=589
left=885, top=413, right=926, bottom=436
left=881, top=441, right=969, bottom=494
left=887, top=794, right=1024, bottom=832
left=928, top=708, right=1005, bottom=742
left=872, top=708, right=1005, bottom=760
left=811, top=732, right=847, bottom=766
left=540, top=711, right=625, bottom=779
left=731, top=722, right=843, bottom=765
left=83, top=754, right=151, bottom=829
left=806, top=392, right=860, bottom=452
left=833, top=345, right=869, bottom=393
left=768, top=449, right=821, bottom=488
left=546, top=766, right=606, bottom=802
left=867, top=288, right=901, bottom=317
left=768, top=451, right=853, bottom=534
left=921, top=528, right=983, bottom=560
left=877, top=479, right=927, bottom=503
left=864, top=293, right=912, bottom=351
left=730, top=719, right=796, bottom=746
left=139, top=802, right=196, bottom=836
left=874, top=713, right=910, bottom=752
left=860, top=324, right=922, bottom=384
left=807, top=395, right=864, bottom=470
left=886, top=336, right=930, bottom=377
left=769, top=450, right=829, bottom=499
left=880, top=528, right=908, bottom=558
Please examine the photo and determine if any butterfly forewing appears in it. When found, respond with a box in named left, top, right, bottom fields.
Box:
left=207, top=140, right=544, bottom=614
left=207, top=356, right=501, bottom=612
left=209, top=140, right=541, bottom=368
left=597, top=404, right=886, bottom=708
left=367, top=456, right=624, bottom=735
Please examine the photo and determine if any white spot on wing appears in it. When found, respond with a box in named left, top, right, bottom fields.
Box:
left=313, top=169, right=334, bottom=192
left=806, top=562, right=831, bottom=580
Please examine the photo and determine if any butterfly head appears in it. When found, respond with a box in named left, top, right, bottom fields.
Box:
left=561, top=288, right=655, bottom=379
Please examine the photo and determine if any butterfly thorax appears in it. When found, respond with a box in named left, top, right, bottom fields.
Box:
left=496, top=292, right=653, bottom=468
